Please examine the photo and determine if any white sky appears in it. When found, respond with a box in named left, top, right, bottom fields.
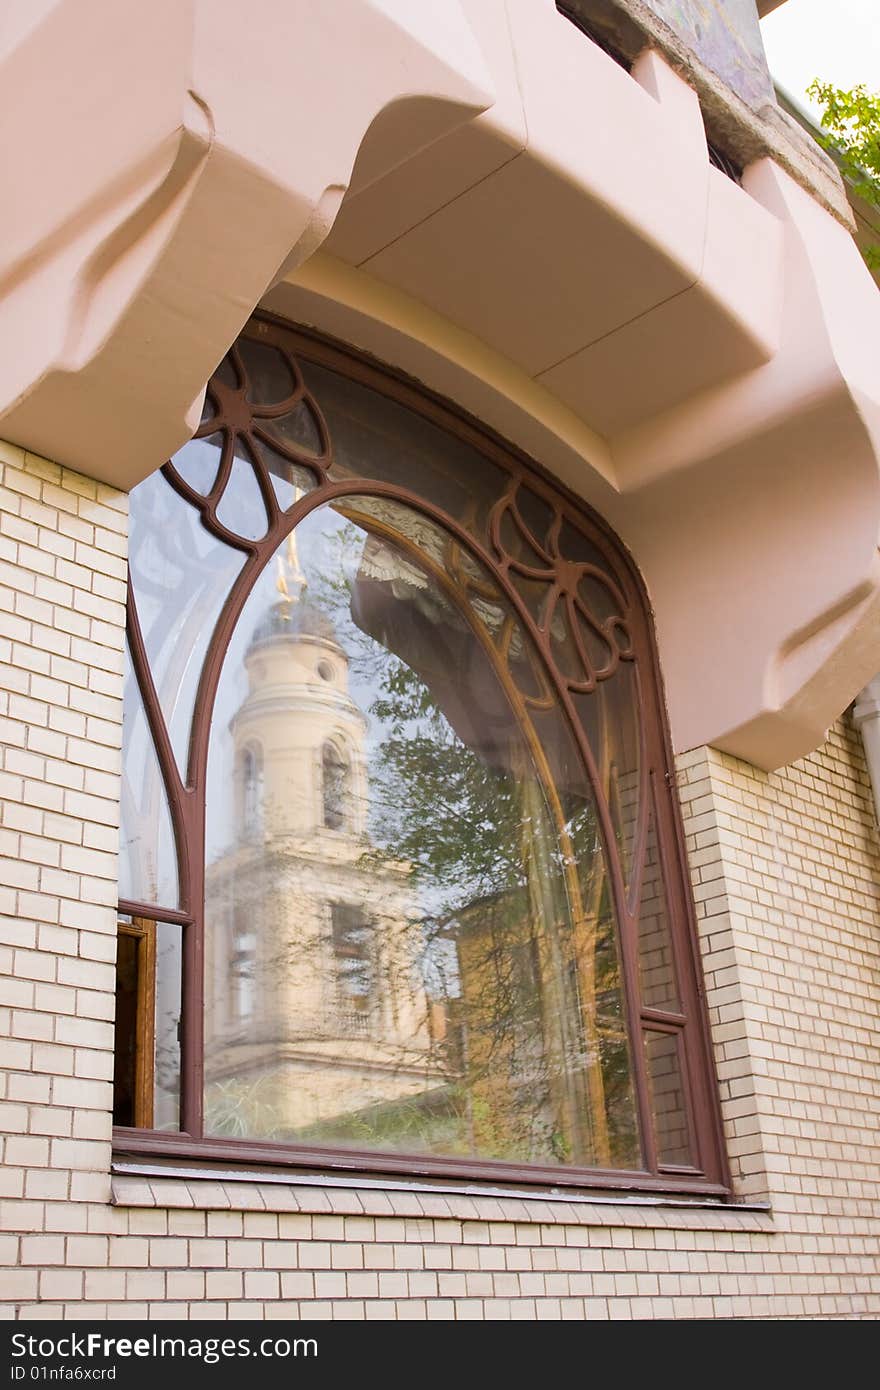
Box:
left=760, top=0, right=880, bottom=123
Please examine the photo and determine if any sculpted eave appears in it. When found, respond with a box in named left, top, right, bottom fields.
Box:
left=2, top=0, right=880, bottom=770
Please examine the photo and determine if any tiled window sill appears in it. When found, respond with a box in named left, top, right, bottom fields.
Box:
left=112, top=1164, right=774, bottom=1234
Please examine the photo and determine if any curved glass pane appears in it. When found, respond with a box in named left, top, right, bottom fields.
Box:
left=254, top=438, right=319, bottom=509
left=214, top=442, right=270, bottom=542
left=129, top=468, right=245, bottom=778
left=525, top=700, right=640, bottom=1171
left=154, top=920, right=182, bottom=1131
left=297, top=358, right=507, bottom=543
left=571, top=665, right=641, bottom=892
left=637, top=815, right=680, bottom=1013
left=171, top=433, right=222, bottom=495
left=239, top=337, right=296, bottom=405
left=261, top=403, right=325, bottom=459
left=118, top=640, right=178, bottom=909
left=203, top=498, right=640, bottom=1169
left=645, top=1030, right=693, bottom=1167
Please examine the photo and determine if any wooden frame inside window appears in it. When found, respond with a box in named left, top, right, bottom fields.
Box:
left=113, top=917, right=156, bottom=1130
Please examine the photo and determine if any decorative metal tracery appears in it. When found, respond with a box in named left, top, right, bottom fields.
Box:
left=164, top=335, right=332, bottom=551
left=116, top=313, right=728, bottom=1194
left=489, top=485, right=633, bottom=693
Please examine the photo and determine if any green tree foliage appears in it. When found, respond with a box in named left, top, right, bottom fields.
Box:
left=369, top=660, right=530, bottom=908
left=807, top=80, right=880, bottom=269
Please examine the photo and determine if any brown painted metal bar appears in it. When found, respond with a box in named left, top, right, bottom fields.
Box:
left=648, top=763, right=727, bottom=1185
left=641, top=1006, right=688, bottom=1028
left=118, top=900, right=193, bottom=927
left=126, top=583, right=205, bottom=1139
left=111, top=1127, right=729, bottom=1197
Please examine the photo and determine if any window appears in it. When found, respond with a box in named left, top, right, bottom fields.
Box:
left=231, top=916, right=257, bottom=1022
left=114, top=315, right=727, bottom=1193
left=322, top=742, right=349, bottom=830
left=330, top=903, right=375, bottom=1032
left=241, top=745, right=263, bottom=839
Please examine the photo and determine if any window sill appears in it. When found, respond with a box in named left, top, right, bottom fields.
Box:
left=111, top=1155, right=773, bottom=1234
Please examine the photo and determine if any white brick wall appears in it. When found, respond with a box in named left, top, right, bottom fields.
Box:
left=1, top=445, right=879, bottom=1319
left=0, top=444, right=125, bottom=1233
left=677, top=733, right=880, bottom=1233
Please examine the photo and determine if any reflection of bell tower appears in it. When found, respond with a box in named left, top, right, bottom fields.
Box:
left=231, top=532, right=368, bottom=844
left=203, top=531, right=445, bottom=1142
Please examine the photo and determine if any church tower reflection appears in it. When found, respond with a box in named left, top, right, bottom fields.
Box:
left=203, top=532, right=445, bottom=1142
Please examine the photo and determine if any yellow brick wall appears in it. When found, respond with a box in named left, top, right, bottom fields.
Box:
left=1, top=448, right=879, bottom=1319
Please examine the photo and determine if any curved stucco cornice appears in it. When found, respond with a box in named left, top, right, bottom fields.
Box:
left=617, top=160, right=880, bottom=768
left=268, top=149, right=880, bottom=770
left=2, top=0, right=880, bottom=771
left=0, top=0, right=492, bottom=487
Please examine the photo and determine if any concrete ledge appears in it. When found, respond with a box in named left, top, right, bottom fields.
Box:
left=112, top=1172, right=775, bottom=1233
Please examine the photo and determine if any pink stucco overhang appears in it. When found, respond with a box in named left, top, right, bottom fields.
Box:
left=0, top=0, right=878, bottom=772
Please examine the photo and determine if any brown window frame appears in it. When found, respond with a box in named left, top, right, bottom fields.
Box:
left=113, top=313, right=730, bottom=1197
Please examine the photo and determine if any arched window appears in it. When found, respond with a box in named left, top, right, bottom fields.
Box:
left=241, top=745, right=263, bottom=838
left=331, top=903, right=374, bottom=1034
left=231, top=911, right=257, bottom=1022
left=115, top=315, right=727, bottom=1194
left=322, top=741, right=349, bottom=831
